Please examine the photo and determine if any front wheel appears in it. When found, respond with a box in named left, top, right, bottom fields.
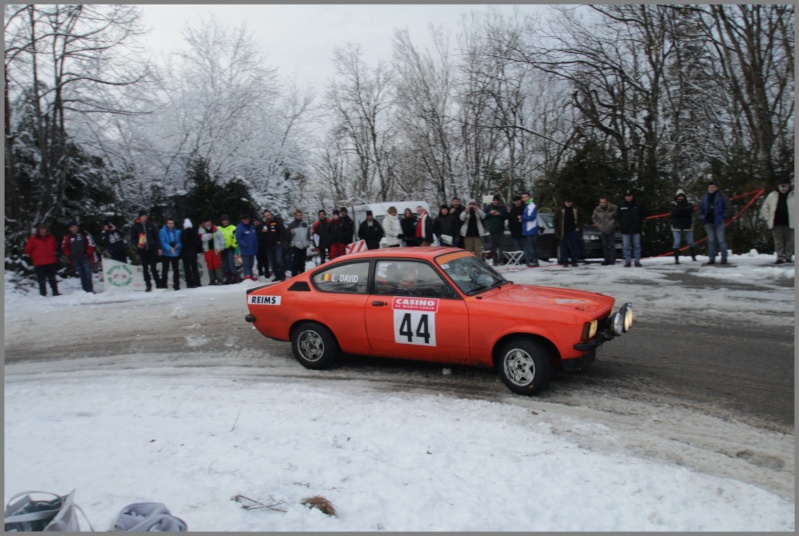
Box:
left=290, top=322, right=338, bottom=370
left=496, top=338, right=552, bottom=395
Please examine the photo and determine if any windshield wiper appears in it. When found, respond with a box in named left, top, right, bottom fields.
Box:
left=468, top=284, right=488, bottom=294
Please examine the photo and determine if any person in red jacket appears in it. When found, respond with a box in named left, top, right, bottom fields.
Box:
left=24, top=223, right=61, bottom=297
left=61, top=220, right=98, bottom=293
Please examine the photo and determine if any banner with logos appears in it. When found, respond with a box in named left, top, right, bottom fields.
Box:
left=102, top=255, right=210, bottom=291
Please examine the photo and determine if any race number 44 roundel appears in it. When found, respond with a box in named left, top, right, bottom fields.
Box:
left=392, top=297, right=438, bottom=346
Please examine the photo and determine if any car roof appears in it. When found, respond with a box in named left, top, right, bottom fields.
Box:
left=329, top=246, right=467, bottom=262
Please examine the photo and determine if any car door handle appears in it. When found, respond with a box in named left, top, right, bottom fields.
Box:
left=372, top=301, right=388, bottom=307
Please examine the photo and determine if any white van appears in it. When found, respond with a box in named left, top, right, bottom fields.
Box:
left=349, top=200, right=431, bottom=246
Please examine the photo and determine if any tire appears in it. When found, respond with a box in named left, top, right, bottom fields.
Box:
left=496, top=338, right=552, bottom=395
left=290, top=322, right=338, bottom=370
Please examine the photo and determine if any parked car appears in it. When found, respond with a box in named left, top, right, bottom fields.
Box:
left=482, top=212, right=559, bottom=263
left=245, top=247, right=633, bottom=395
left=581, top=226, right=624, bottom=261
left=484, top=213, right=623, bottom=263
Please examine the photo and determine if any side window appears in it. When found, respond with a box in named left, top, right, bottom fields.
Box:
left=312, top=261, right=370, bottom=294
left=374, top=261, right=456, bottom=299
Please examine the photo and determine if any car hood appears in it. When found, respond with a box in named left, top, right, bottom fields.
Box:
left=485, top=283, right=614, bottom=314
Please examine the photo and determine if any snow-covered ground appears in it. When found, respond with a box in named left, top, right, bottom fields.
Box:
left=4, top=252, right=795, bottom=531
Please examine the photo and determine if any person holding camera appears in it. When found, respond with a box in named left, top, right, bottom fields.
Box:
left=484, top=195, right=508, bottom=264
left=101, top=219, right=127, bottom=263
left=459, top=199, right=486, bottom=258
left=159, top=217, right=182, bottom=290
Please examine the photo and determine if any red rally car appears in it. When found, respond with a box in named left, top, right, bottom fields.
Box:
left=244, top=247, right=633, bottom=395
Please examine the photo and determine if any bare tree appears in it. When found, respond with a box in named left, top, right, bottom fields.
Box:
left=325, top=43, right=396, bottom=203
left=699, top=4, right=794, bottom=181
left=392, top=26, right=457, bottom=202
left=4, top=4, right=146, bottom=233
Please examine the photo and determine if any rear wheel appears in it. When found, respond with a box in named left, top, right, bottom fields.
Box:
left=496, top=338, right=552, bottom=395
left=290, top=322, right=338, bottom=369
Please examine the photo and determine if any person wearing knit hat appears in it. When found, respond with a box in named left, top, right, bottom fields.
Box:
left=433, top=204, right=457, bottom=246
left=698, top=180, right=732, bottom=265
left=180, top=217, right=202, bottom=288
left=358, top=209, right=384, bottom=250
left=338, top=207, right=355, bottom=246
left=328, top=209, right=348, bottom=259
left=669, top=189, right=697, bottom=264
left=760, top=177, right=794, bottom=264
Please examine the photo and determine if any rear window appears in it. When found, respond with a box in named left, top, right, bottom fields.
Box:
left=312, top=261, right=370, bottom=294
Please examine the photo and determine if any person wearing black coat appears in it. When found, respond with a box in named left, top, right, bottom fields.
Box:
left=400, top=208, right=418, bottom=246
left=313, top=210, right=333, bottom=264
left=254, top=217, right=271, bottom=277
left=358, top=210, right=385, bottom=249
left=101, top=219, right=128, bottom=263
left=329, top=211, right=350, bottom=259
left=433, top=205, right=458, bottom=246
left=262, top=210, right=286, bottom=282
left=181, top=218, right=202, bottom=287
left=669, top=189, right=696, bottom=264
left=615, top=190, right=647, bottom=267
left=449, top=197, right=466, bottom=248
left=338, top=207, right=356, bottom=245
left=130, top=210, right=161, bottom=291
left=507, top=195, right=524, bottom=251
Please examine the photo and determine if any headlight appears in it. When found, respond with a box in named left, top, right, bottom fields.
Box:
left=581, top=319, right=598, bottom=341
left=612, top=312, right=624, bottom=336
left=614, top=303, right=633, bottom=333
left=620, top=302, right=633, bottom=333
left=623, top=305, right=633, bottom=332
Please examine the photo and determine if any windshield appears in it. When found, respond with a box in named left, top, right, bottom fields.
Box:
left=437, top=255, right=507, bottom=295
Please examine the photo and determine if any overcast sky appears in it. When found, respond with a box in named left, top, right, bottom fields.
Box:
left=138, top=4, right=551, bottom=92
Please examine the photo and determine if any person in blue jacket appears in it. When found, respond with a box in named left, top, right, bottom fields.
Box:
left=698, top=181, right=732, bottom=265
left=235, top=213, right=259, bottom=281
left=159, top=217, right=182, bottom=290
left=520, top=191, right=540, bottom=267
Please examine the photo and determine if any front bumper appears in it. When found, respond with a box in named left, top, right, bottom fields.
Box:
left=572, top=302, right=633, bottom=352
left=573, top=331, right=614, bottom=351
left=562, top=349, right=596, bottom=371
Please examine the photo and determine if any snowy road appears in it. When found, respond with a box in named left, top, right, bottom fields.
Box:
left=6, top=258, right=793, bottom=431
